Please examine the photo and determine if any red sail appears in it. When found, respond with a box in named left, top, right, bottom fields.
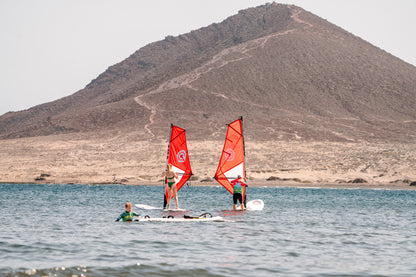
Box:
left=164, top=125, right=192, bottom=202
left=214, top=117, right=246, bottom=194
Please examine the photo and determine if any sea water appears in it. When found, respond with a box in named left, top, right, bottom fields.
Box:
left=1, top=183, right=415, bottom=277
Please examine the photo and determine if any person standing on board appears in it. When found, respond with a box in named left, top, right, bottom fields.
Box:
left=162, top=163, right=179, bottom=209
left=231, top=175, right=247, bottom=210
left=116, top=202, right=141, bottom=222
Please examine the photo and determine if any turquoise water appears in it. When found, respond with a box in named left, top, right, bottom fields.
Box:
left=1, top=183, right=416, bottom=277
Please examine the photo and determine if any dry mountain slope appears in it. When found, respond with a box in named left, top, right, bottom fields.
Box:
left=1, top=3, right=415, bottom=142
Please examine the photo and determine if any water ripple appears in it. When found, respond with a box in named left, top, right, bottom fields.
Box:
left=1, top=184, right=416, bottom=276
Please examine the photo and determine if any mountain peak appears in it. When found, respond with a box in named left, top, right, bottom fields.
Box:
left=1, top=3, right=415, bottom=142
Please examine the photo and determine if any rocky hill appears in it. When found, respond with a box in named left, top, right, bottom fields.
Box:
left=1, top=3, right=415, bottom=143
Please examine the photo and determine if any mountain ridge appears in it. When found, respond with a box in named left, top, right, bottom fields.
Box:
left=1, top=3, right=415, bottom=142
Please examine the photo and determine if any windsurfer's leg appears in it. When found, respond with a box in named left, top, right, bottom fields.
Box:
left=237, top=194, right=244, bottom=210
left=167, top=188, right=172, bottom=209
left=233, top=194, right=238, bottom=210
left=173, top=185, right=179, bottom=209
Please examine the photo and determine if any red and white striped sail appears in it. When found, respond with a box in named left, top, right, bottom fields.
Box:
left=164, top=125, right=192, bottom=203
left=214, top=117, right=246, bottom=194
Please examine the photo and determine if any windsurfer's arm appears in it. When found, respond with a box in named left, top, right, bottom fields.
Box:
left=115, top=214, right=122, bottom=222
left=174, top=172, right=178, bottom=178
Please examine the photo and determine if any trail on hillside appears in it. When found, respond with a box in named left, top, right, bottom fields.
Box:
left=134, top=7, right=312, bottom=135
left=134, top=96, right=157, bottom=137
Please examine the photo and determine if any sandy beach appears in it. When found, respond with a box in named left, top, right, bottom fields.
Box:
left=1, top=132, right=415, bottom=190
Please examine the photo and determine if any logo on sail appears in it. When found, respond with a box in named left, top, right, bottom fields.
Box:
left=225, top=148, right=235, bottom=161
left=177, top=150, right=187, bottom=163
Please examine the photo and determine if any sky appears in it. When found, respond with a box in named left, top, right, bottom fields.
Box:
left=1, top=0, right=415, bottom=116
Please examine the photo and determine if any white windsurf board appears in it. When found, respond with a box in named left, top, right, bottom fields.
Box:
left=163, top=208, right=188, bottom=212
left=246, top=199, right=264, bottom=210
left=139, top=216, right=224, bottom=222
left=135, top=204, right=161, bottom=210
left=135, top=204, right=188, bottom=212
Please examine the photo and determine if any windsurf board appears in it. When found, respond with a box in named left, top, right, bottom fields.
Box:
left=139, top=216, right=224, bottom=222
left=246, top=199, right=264, bottom=210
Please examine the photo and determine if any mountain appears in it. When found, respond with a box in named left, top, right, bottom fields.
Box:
left=1, top=3, right=415, bottom=142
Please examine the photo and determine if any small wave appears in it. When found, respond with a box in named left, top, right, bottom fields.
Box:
left=0, top=264, right=232, bottom=277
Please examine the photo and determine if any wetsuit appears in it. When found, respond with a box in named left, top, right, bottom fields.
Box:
left=116, top=211, right=140, bottom=222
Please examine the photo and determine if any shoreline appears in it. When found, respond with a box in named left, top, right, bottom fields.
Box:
left=1, top=137, right=415, bottom=191
left=2, top=180, right=415, bottom=190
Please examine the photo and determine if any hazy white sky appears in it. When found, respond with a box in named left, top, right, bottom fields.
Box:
left=1, top=0, right=415, bottom=116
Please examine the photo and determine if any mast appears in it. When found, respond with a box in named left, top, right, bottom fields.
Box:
left=240, top=116, right=247, bottom=206
left=163, top=124, right=173, bottom=209
left=241, top=116, right=246, bottom=179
